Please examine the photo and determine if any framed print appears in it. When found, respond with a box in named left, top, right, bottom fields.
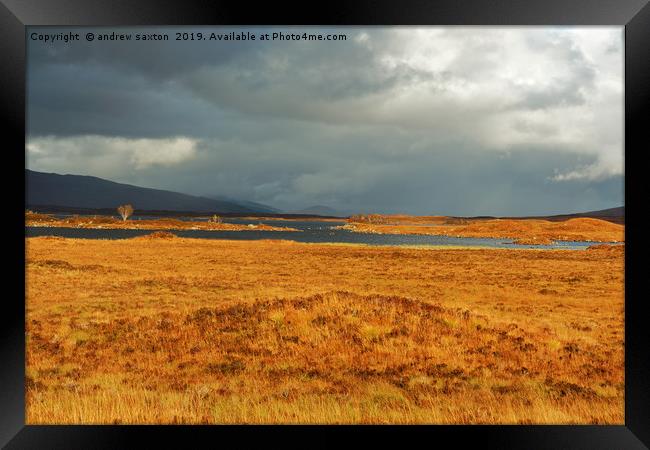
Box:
left=2, top=0, right=648, bottom=448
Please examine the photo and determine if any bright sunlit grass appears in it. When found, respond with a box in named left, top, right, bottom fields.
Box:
left=25, top=236, right=624, bottom=424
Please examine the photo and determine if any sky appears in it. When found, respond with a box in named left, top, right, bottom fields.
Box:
left=26, top=26, right=624, bottom=216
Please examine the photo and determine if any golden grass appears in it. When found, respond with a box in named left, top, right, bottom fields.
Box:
left=26, top=237, right=624, bottom=424
left=340, top=217, right=624, bottom=243
left=25, top=212, right=299, bottom=232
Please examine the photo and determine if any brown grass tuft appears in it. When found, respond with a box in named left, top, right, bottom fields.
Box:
left=133, top=231, right=178, bottom=240
left=587, top=244, right=625, bottom=254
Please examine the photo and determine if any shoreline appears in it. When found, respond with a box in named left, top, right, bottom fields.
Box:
left=25, top=214, right=300, bottom=233
left=25, top=233, right=624, bottom=252
left=25, top=212, right=625, bottom=246
left=335, top=218, right=624, bottom=244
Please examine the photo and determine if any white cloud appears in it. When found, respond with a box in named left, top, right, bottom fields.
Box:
left=551, top=147, right=624, bottom=181
left=126, top=137, right=197, bottom=169
left=27, top=135, right=198, bottom=175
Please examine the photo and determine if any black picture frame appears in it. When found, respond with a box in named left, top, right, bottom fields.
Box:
left=2, top=0, right=648, bottom=448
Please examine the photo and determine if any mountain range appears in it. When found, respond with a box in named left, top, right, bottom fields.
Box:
left=25, top=169, right=623, bottom=222
left=26, top=170, right=278, bottom=214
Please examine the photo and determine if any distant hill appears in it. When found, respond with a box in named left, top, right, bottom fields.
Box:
left=292, top=205, right=347, bottom=217
left=518, top=207, right=624, bottom=225
left=26, top=170, right=277, bottom=214
left=449, top=207, right=624, bottom=225
left=208, top=195, right=280, bottom=214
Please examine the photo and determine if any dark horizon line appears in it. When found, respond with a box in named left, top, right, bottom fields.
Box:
left=25, top=203, right=625, bottom=224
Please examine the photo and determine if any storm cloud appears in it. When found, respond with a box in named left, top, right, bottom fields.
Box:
left=26, top=26, right=624, bottom=216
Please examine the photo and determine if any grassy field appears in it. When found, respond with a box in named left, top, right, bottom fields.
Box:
left=339, top=216, right=624, bottom=244
left=25, top=235, right=624, bottom=424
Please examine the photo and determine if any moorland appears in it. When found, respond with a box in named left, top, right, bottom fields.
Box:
left=26, top=233, right=624, bottom=424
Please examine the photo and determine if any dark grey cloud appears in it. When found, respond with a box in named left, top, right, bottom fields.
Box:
left=26, top=27, right=623, bottom=215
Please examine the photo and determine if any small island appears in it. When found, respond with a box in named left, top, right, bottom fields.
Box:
left=25, top=210, right=300, bottom=233
left=334, top=214, right=624, bottom=244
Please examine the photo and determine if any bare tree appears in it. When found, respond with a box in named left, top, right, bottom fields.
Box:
left=117, top=204, right=134, bottom=221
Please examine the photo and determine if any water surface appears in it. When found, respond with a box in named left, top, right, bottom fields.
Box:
left=26, top=218, right=607, bottom=250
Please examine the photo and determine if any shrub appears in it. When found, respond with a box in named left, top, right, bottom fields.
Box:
left=347, top=214, right=390, bottom=224
left=136, top=231, right=177, bottom=240
left=26, top=211, right=53, bottom=221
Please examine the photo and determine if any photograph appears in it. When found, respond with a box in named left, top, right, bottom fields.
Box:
left=24, top=25, right=625, bottom=425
